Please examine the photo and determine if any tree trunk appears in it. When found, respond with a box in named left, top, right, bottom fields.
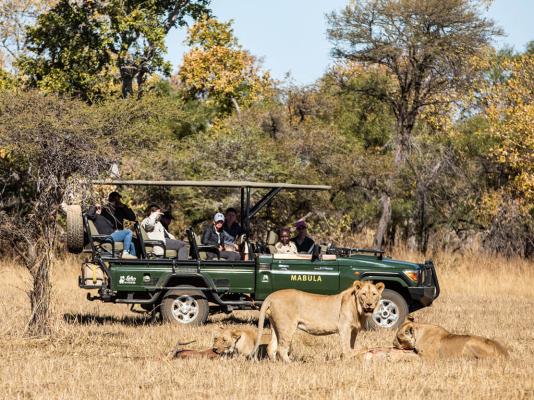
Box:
left=120, top=64, right=136, bottom=98
left=27, top=250, right=52, bottom=336
left=231, top=97, right=241, bottom=117
left=136, top=69, right=146, bottom=100
left=374, top=121, right=412, bottom=248
left=374, top=193, right=391, bottom=249
left=417, top=187, right=428, bottom=254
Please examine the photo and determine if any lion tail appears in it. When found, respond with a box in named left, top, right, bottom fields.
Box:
left=252, top=296, right=271, bottom=360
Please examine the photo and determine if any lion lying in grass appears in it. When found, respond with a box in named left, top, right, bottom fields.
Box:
left=168, top=326, right=271, bottom=360
left=212, top=326, right=271, bottom=358
left=393, top=321, right=509, bottom=359
left=254, top=280, right=385, bottom=362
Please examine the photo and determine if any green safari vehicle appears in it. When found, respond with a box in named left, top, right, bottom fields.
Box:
left=66, top=180, right=440, bottom=329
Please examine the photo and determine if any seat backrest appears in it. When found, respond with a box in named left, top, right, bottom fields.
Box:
left=87, top=219, right=99, bottom=236
left=266, top=230, right=279, bottom=245
left=133, top=223, right=147, bottom=258
left=192, top=231, right=208, bottom=260
left=186, top=228, right=200, bottom=260
left=139, top=224, right=150, bottom=241
left=266, top=230, right=279, bottom=254
left=139, top=224, right=158, bottom=257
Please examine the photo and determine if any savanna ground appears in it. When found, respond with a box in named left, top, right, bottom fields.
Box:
left=1, top=251, right=533, bottom=400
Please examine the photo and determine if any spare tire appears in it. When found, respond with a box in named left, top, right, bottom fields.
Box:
left=66, top=204, right=84, bottom=254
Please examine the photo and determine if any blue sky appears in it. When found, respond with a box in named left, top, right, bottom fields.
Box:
left=165, top=0, right=534, bottom=85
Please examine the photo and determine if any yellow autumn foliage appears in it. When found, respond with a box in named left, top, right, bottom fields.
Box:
left=177, top=17, right=272, bottom=113
left=486, top=55, right=534, bottom=201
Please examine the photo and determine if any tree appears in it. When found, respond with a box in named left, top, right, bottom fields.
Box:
left=0, top=0, right=54, bottom=71
left=177, top=16, right=272, bottom=114
left=21, top=0, right=210, bottom=101
left=0, top=91, right=120, bottom=335
left=327, top=0, right=501, bottom=248
left=487, top=56, right=534, bottom=201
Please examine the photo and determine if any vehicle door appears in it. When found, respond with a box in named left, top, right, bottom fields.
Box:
left=200, top=259, right=256, bottom=293
left=270, top=255, right=339, bottom=295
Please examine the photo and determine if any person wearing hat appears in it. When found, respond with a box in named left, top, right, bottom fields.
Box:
left=291, top=220, right=315, bottom=253
left=202, top=212, right=240, bottom=261
left=101, top=191, right=136, bottom=231
left=141, top=205, right=189, bottom=260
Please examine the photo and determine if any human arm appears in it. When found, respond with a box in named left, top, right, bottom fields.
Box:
left=86, top=205, right=98, bottom=220
left=201, top=227, right=214, bottom=246
left=141, top=212, right=160, bottom=232
left=117, top=202, right=136, bottom=222
left=304, top=237, right=315, bottom=253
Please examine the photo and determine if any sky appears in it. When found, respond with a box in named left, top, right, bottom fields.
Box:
left=165, top=0, right=534, bottom=85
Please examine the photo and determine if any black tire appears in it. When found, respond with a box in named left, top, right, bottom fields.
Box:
left=365, top=289, right=409, bottom=330
left=66, top=205, right=84, bottom=254
left=160, top=288, right=209, bottom=326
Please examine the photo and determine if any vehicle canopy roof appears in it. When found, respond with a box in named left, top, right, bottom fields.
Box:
left=92, top=180, right=331, bottom=190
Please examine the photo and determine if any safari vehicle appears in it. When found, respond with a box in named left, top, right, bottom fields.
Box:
left=66, top=180, right=440, bottom=329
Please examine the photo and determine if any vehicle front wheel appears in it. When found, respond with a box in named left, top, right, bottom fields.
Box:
left=161, top=288, right=209, bottom=326
left=366, top=289, right=408, bottom=330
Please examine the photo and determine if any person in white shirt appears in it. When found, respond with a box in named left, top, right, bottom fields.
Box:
left=274, top=227, right=298, bottom=254
left=141, top=205, right=188, bottom=260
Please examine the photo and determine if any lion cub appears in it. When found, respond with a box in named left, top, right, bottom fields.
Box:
left=212, top=326, right=271, bottom=358
left=394, top=321, right=509, bottom=359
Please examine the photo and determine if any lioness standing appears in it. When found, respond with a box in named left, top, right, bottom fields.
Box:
left=394, top=321, right=509, bottom=359
left=253, top=280, right=385, bottom=362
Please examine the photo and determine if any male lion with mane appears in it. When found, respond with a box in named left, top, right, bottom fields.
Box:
left=394, top=321, right=509, bottom=359
left=253, top=280, right=385, bottom=362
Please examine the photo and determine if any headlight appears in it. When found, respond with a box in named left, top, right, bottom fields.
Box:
left=403, top=270, right=419, bottom=283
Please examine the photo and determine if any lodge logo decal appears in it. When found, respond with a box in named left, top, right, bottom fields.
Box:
left=119, top=275, right=136, bottom=284
left=290, top=274, right=322, bottom=282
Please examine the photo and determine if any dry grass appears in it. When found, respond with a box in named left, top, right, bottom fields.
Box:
left=1, top=252, right=533, bottom=400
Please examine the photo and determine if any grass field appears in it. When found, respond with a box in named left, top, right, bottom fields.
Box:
left=1, top=251, right=533, bottom=399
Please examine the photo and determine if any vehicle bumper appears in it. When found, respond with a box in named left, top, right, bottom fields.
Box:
left=410, top=260, right=440, bottom=307
left=408, top=286, right=437, bottom=306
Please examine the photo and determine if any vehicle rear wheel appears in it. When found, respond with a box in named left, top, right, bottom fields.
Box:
left=161, top=288, right=209, bottom=326
left=66, top=204, right=84, bottom=254
left=366, top=289, right=408, bottom=330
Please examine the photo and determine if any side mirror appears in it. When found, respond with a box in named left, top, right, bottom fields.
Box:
left=312, top=244, right=321, bottom=261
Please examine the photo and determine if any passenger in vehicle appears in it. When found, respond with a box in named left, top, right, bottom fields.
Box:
left=159, top=211, right=174, bottom=231
left=202, top=213, right=241, bottom=261
left=141, top=205, right=188, bottom=260
left=274, top=228, right=298, bottom=255
left=102, top=191, right=136, bottom=230
left=223, top=207, right=243, bottom=242
left=291, top=220, right=315, bottom=253
left=87, top=204, right=137, bottom=259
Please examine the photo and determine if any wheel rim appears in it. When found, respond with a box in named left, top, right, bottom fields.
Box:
left=170, top=295, right=200, bottom=324
left=372, top=299, right=399, bottom=328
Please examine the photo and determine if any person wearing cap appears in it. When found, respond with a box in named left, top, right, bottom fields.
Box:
left=141, top=205, right=189, bottom=260
left=291, top=220, right=315, bottom=253
left=101, top=191, right=136, bottom=230
left=275, top=227, right=298, bottom=254
left=202, top=212, right=240, bottom=261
